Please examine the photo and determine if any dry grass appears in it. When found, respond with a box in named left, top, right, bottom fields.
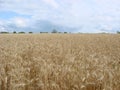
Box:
left=0, top=34, right=120, bottom=90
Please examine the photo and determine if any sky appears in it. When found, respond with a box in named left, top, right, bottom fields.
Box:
left=0, top=0, right=120, bottom=33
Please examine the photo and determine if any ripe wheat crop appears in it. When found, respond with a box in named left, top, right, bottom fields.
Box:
left=0, top=34, right=120, bottom=90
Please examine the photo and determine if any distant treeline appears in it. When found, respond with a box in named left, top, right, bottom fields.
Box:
left=0, top=31, right=26, bottom=34
left=0, top=30, right=69, bottom=34
left=117, top=31, right=120, bottom=34
left=0, top=32, right=9, bottom=34
left=0, top=30, right=120, bottom=34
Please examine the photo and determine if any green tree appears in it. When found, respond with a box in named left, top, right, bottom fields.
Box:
left=117, top=31, right=120, bottom=34
left=64, top=32, right=67, bottom=34
left=52, top=29, right=57, bottom=33
left=13, top=31, right=17, bottom=34
left=18, top=32, right=25, bottom=34
left=29, top=32, right=33, bottom=34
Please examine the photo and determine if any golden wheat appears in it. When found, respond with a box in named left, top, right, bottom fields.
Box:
left=0, top=34, right=120, bottom=90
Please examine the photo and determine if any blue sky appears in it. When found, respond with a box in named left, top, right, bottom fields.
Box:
left=0, top=0, right=120, bottom=33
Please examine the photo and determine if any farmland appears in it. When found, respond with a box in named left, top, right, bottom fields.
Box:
left=0, top=34, right=120, bottom=90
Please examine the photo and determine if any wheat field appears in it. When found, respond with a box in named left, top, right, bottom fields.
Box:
left=0, top=34, right=120, bottom=90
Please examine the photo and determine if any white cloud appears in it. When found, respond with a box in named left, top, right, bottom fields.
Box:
left=42, top=0, right=59, bottom=8
left=0, top=21, right=7, bottom=31
left=0, top=21, right=3, bottom=25
left=0, top=26, right=6, bottom=32
left=10, top=17, right=30, bottom=27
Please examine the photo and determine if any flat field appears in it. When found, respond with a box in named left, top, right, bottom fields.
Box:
left=0, top=34, right=120, bottom=90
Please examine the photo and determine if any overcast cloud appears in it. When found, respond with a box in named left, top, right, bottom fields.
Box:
left=0, top=0, right=120, bottom=33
